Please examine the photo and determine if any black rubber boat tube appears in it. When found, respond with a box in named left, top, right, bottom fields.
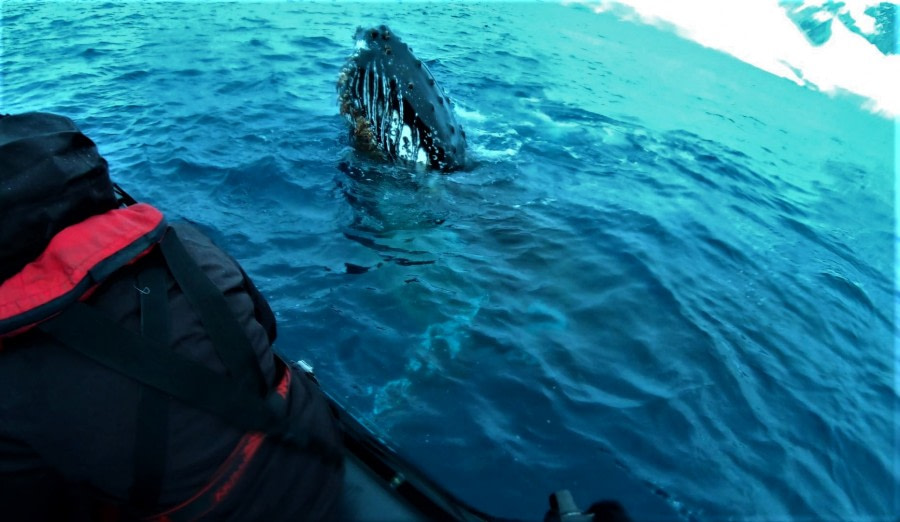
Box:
left=326, top=393, right=510, bottom=522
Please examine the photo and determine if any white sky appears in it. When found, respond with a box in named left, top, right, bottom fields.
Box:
left=575, top=0, right=900, bottom=117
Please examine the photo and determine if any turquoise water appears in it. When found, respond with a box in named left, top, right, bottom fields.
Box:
left=2, top=2, right=896, bottom=520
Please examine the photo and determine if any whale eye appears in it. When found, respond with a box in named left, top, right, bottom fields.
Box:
left=437, top=97, right=443, bottom=106
left=415, top=60, right=422, bottom=68
left=449, top=125, right=455, bottom=134
left=407, top=82, right=414, bottom=90
left=461, top=130, right=467, bottom=139
left=371, top=30, right=379, bottom=39
left=428, top=78, right=435, bottom=86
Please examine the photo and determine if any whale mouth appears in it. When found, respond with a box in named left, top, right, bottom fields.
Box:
left=337, top=25, right=467, bottom=172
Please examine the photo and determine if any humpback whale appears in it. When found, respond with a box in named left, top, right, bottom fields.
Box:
left=337, top=25, right=467, bottom=171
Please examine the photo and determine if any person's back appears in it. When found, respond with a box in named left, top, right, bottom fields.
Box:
left=0, top=112, right=345, bottom=520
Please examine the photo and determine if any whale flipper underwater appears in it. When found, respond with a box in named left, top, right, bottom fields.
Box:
left=337, top=25, right=467, bottom=171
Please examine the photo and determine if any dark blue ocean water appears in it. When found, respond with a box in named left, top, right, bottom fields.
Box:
left=2, top=2, right=896, bottom=520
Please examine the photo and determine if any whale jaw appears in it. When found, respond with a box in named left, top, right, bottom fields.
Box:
left=337, top=25, right=467, bottom=172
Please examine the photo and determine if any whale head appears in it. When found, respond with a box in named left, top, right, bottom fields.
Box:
left=337, top=25, right=467, bottom=172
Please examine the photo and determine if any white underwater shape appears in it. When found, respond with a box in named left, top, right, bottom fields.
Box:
left=416, top=147, right=428, bottom=165
left=398, top=124, right=416, bottom=161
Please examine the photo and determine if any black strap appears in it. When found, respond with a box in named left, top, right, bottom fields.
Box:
left=238, top=264, right=277, bottom=345
left=129, top=259, right=170, bottom=509
left=113, top=183, right=138, bottom=207
left=38, top=302, right=339, bottom=463
left=158, top=228, right=266, bottom=397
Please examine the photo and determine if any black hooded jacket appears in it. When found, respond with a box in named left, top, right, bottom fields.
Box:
left=0, top=113, right=344, bottom=520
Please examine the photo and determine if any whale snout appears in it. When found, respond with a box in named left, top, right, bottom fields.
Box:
left=337, top=25, right=467, bottom=172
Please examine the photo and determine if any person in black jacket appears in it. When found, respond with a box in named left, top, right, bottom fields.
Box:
left=0, top=112, right=345, bottom=521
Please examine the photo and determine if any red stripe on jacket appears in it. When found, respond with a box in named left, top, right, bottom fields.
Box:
left=0, top=204, right=165, bottom=338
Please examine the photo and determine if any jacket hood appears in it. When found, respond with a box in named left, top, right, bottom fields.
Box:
left=0, top=112, right=118, bottom=282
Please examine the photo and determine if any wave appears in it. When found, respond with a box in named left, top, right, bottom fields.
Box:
left=570, top=0, right=899, bottom=117
left=782, top=0, right=897, bottom=55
